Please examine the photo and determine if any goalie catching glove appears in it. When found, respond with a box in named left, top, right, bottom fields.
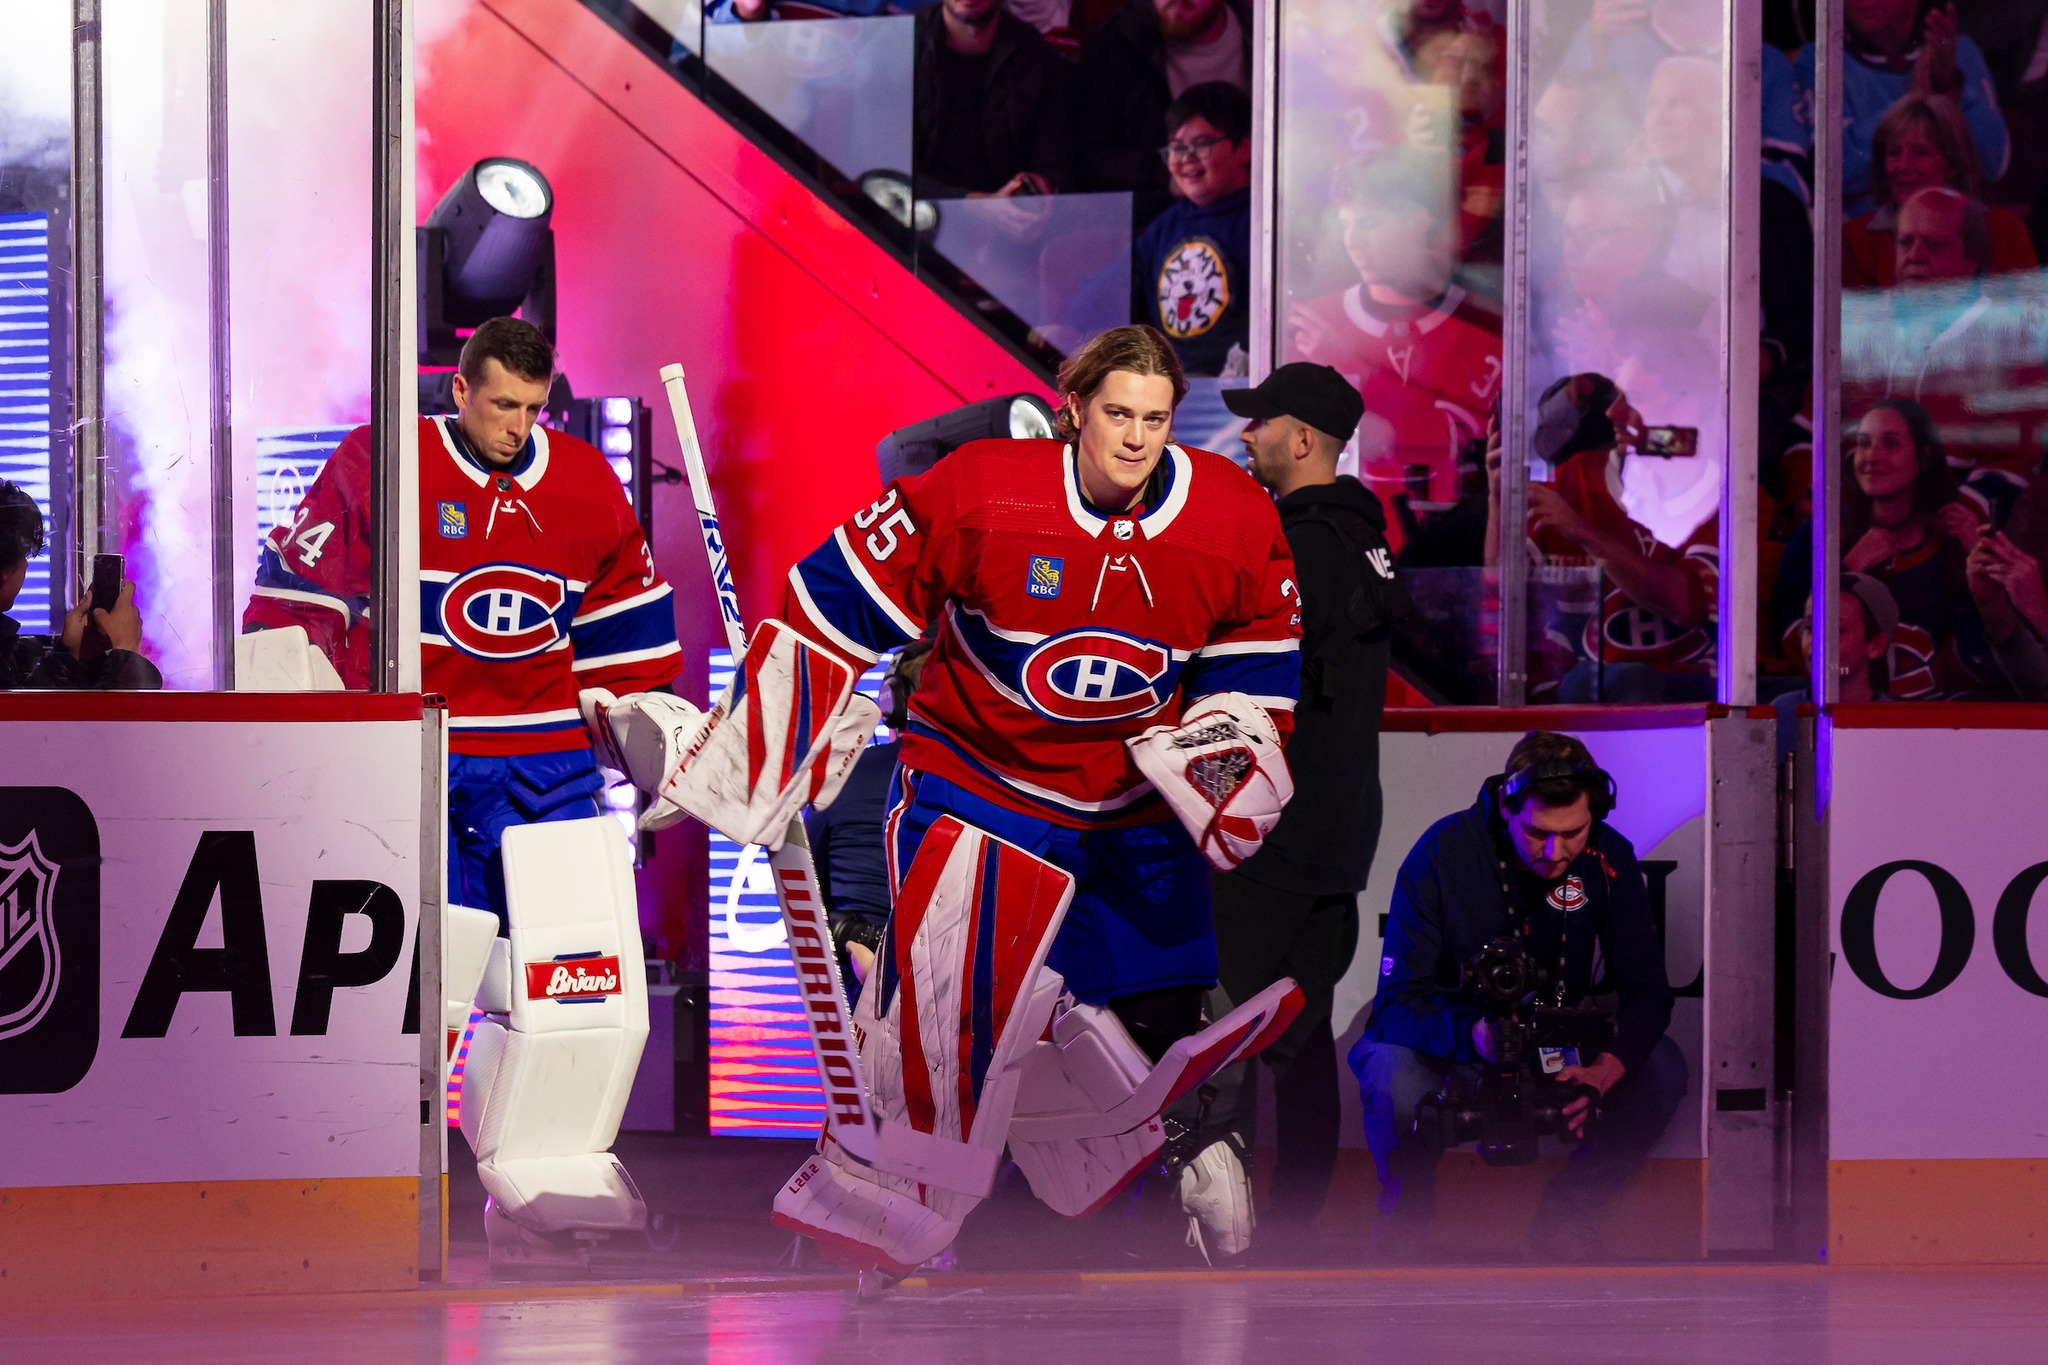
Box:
left=581, top=618, right=878, bottom=847
left=1126, top=692, right=1293, bottom=872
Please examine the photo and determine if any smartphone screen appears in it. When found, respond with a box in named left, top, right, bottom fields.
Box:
left=90, top=553, right=123, bottom=614
left=1638, top=426, right=1699, bottom=458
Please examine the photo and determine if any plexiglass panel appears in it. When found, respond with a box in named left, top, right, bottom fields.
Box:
left=0, top=2, right=71, bottom=641
left=1815, top=0, right=2048, bottom=702
left=1519, top=0, right=1727, bottom=702
left=1275, top=0, right=1504, bottom=539
left=705, top=15, right=913, bottom=182
left=924, top=191, right=1132, bottom=353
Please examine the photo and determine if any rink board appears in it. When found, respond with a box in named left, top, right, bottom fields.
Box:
left=0, top=695, right=432, bottom=1300
left=1825, top=710, right=2048, bottom=1263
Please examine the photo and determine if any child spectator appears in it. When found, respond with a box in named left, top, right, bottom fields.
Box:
left=1132, top=82, right=1252, bottom=376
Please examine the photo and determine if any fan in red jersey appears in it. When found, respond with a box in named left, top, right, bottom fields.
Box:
left=1285, top=152, right=1503, bottom=512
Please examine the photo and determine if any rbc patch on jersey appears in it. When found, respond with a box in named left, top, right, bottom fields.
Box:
left=1547, top=874, right=1588, bottom=913
left=1026, top=555, right=1063, bottom=599
left=438, top=501, right=468, bottom=539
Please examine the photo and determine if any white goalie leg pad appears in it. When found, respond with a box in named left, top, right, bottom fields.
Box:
left=772, top=815, right=1074, bottom=1272
left=458, top=817, right=650, bottom=1237
left=234, top=625, right=344, bottom=692
left=444, top=904, right=499, bottom=1068
left=656, top=619, right=879, bottom=845
left=1006, top=977, right=1308, bottom=1217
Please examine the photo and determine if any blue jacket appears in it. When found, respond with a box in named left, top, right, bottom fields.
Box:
left=1791, top=39, right=2009, bottom=217
left=1360, top=776, right=1674, bottom=1077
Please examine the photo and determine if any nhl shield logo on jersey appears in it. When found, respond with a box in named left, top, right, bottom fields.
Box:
left=1026, top=556, right=1063, bottom=600
left=438, top=563, right=571, bottom=660
left=0, top=832, right=62, bottom=1043
left=1020, top=628, right=1172, bottom=724
left=1547, top=874, right=1589, bottom=913
left=1157, top=238, right=1231, bottom=340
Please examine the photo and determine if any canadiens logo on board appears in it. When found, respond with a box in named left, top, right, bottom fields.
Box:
left=1019, top=628, right=1172, bottom=724
left=525, top=954, right=624, bottom=1002
left=1547, top=874, right=1589, bottom=913
left=1157, top=239, right=1230, bottom=340
left=438, top=563, right=570, bottom=660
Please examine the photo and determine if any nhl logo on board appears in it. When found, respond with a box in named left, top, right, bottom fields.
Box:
left=1112, top=519, right=1134, bottom=541
left=0, top=832, right=62, bottom=1043
left=1547, top=874, right=1589, bottom=913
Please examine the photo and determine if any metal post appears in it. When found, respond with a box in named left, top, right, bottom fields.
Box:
left=206, top=0, right=235, bottom=690
left=70, top=0, right=105, bottom=580
left=371, top=0, right=406, bottom=693
left=1247, top=0, right=1279, bottom=384
left=1495, top=0, right=1532, bottom=706
left=1719, top=0, right=1761, bottom=708
left=1811, top=0, right=1843, bottom=705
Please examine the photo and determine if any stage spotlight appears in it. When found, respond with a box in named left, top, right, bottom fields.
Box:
left=876, top=393, right=1060, bottom=485
left=563, top=395, right=655, bottom=532
left=418, top=158, right=557, bottom=365
left=857, top=169, right=940, bottom=234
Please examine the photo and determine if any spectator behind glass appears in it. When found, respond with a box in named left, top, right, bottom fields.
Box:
left=1075, top=0, right=1249, bottom=208
left=1404, top=17, right=1506, bottom=264
left=1968, top=527, right=2048, bottom=699
left=913, top=0, right=1075, bottom=198
left=1640, top=55, right=1725, bottom=301
left=1844, top=93, right=2036, bottom=287
left=1132, top=81, right=1252, bottom=377
left=1492, top=374, right=1720, bottom=703
left=0, top=480, right=161, bottom=691
left=1771, top=577, right=1903, bottom=751
left=1842, top=185, right=2048, bottom=510
left=1542, top=172, right=1711, bottom=388
left=1285, top=152, right=1501, bottom=507
left=1791, top=0, right=2010, bottom=216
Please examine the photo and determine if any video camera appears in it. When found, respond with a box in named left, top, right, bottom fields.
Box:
left=1412, top=937, right=1615, bottom=1167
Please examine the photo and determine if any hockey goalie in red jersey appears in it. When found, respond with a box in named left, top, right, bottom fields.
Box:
left=244, top=319, right=684, bottom=1262
left=594, top=326, right=1310, bottom=1274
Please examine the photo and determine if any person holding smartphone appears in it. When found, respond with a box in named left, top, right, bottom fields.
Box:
left=0, top=480, right=160, bottom=690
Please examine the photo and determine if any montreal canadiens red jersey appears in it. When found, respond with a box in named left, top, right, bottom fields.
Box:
left=1287, top=283, right=1502, bottom=508
left=244, top=416, right=683, bottom=755
left=780, top=439, right=1302, bottom=828
left=1534, top=451, right=1719, bottom=671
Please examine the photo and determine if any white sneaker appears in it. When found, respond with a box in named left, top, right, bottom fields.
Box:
left=1179, top=1138, right=1254, bottom=1263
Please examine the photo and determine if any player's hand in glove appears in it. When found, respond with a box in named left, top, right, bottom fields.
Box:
left=580, top=686, right=709, bottom=830
left=1126, top=692, right=1294, bottom=871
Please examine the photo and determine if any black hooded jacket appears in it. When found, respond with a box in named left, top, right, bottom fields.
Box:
left=1360, top=776, right=1675, bottom=1077
left=0, top=614, right=163, bottom=691
left=1235, top=475, right=1400, bottom=896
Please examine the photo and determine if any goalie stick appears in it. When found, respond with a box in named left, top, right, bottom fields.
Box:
left=659, top=364, right=992, bottom=1195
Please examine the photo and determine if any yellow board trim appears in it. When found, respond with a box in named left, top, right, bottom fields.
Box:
left=0, top=1177, right=419, bottom=1304
left=1831, top=1159, right=2048, bottom=1264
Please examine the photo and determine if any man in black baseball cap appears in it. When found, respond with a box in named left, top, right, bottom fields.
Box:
left=1186, top=362, right=1402, bottom=1262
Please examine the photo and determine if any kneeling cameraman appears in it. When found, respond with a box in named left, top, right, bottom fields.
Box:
left=1348, top=730, right=1685, bottom=1257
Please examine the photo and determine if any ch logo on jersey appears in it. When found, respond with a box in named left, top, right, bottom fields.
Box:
left=1026, top=556, right=1064, bottom=600
left=1157, top=239, right=1231, bottom=340
left=1020, top=629, right=1172, bottom=724
left=438, top=563, right=569, bottom=660
left=1547, top=874, right=1588, bottom=914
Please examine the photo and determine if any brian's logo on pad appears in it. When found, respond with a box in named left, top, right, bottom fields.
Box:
left=1026, top=555, right=1063, bottom=600
left=1020, top=628, right=1172, bottom=724
left=438, top=563, right=569, bottom=660
left=525, top=954, right=624, bottom=1002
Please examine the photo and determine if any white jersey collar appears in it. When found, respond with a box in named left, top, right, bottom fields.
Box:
left=434, top=416, right=551, bottom=492
left=1060, top=442, right=1192, bottom=539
